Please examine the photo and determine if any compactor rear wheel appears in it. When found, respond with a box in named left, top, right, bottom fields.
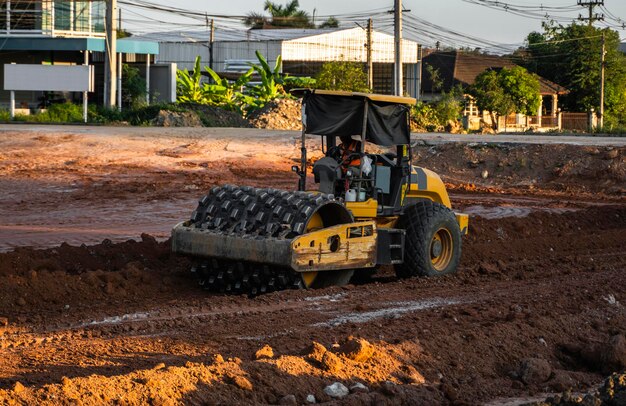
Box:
left=187, top=185, right=354, bottom=295
left=395, top=200, right=461, bottom=278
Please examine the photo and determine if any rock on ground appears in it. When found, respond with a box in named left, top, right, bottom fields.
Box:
left=519, top=358, right=552, bottom=385
left=350, top=382, right=369, bottom=393
left=278, top=394, right=297, bottom=405
left=324, top=382, right=350, bottom=399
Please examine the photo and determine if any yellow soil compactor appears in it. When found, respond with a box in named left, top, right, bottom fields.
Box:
left=172, top=90, right=468, bottom=295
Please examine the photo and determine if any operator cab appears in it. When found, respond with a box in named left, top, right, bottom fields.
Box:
left=296, top=89, right=416, bottom=217
left=312, top=136, right=410, bottom=216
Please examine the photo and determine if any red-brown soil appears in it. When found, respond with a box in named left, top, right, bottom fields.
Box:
left=0, top=128, right=624, bottom=405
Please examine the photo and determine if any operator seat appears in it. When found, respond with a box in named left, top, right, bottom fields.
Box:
left=312, top=157, right=342, bottom=195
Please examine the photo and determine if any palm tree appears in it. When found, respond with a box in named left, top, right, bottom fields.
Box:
left=245, top=0, right=314, bottom=29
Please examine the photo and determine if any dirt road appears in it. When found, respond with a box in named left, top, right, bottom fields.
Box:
left=0, top=126, right=624, bottom=405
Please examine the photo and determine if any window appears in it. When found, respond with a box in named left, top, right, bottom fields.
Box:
left=91, top=0, right=105, bottom=33
left=0, top=2, right=7, bottom=30
left=73, top=0, right=88, bottom=32
left=2, top=0, right=40, bottom=31
left=54, top=0, right=71, bottom=30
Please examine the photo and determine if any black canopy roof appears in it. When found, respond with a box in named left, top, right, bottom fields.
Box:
left=302, top=90, right=415, bottom=146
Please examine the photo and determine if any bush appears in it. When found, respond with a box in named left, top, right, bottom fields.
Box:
left=44, top=103, right=84, bottom=122
left=315, top=60, right=369, bottom=92
left=283, top=75, right=316, bottom=92
left=88, top=105, right=124, bottom=123
left=0, top=109, right=11, bottom=121
left=412, top=102, right=440, bottom=131
left=412, top=89, right=464, bottom=132
left=8, top=103, right=85, bottom=123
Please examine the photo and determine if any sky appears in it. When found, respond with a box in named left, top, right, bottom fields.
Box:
left=120, top=0, right=626, bottom=52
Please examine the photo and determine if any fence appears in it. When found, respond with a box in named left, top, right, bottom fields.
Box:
left=561, top=113, right=589, bottom=131
left=526, top=115, right=558, bottom=128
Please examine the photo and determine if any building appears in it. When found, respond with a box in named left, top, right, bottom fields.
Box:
left=139, top=27, right=423, bottom=98
left=421, top=50, right=568, bottom=131
left=0, top=0, right=163, bottom=110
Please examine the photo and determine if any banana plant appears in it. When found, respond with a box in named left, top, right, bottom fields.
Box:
left=248, top=50, right=286, bottom=101
left=203, top=65, right=254, bottom=112
left=176, top=56, right=207, bottom=104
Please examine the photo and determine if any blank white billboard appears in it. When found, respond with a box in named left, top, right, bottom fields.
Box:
left=4, top=64, right=94, bottom=92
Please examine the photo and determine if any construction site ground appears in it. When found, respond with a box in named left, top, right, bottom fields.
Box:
left=0, top=125, right=624, bottom=405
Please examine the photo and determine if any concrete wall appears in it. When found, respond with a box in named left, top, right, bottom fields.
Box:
left=147, top=63, right=177, bottom=103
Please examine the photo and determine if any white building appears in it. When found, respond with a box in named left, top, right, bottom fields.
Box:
left=139, top=27, right=422, bottom=97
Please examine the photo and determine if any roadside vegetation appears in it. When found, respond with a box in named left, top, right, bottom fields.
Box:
left=0, top=19, right=624, bottom=134
left=469, top=66, right=541, bottom=130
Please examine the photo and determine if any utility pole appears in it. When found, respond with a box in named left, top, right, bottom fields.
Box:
left=366, top=18, right=373, bottom=91
left=104, top=0, right=117, bottom=108
left=577, top=0, right=604, bottom=27
left=599, top=32, right=605, bottom=128
left=209, top=19, right=215, bottom=72
left=393, top=0, right=402, bottom=96
left=117, top=7, right=122, bottom=112
left=416, top=44, right=423, bottom=100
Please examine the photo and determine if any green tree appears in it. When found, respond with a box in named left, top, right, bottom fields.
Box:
left=245, top=0, right=314, bottom=29
left=122, top=64, right=147, bottom=109
left=518, top=22, right=626, bottom=126
left=315, top=60, right=369, bottom=92
left=470, top=66, right=540, bottom=129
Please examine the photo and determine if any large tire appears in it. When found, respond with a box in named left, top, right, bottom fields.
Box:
left=395, top=200, right=462, bottom=278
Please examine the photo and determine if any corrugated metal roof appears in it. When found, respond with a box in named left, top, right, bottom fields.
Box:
left=135, top=27, right=344, bottom=43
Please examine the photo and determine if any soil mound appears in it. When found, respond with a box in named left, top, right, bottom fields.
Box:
left=0, top=338, right=442, bottom=405
left=413, top=142, right=625, bottom=196
left=0, top=236, right=189, bottom=324
left=189, top=104, right=251, bottom=127
left=153, top=110, right=202, bottom=127
left=248, top=98, right=302, bottom=130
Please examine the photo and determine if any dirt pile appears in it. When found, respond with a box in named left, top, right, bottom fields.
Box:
left=413, top=142, right=625, bottom=196
left=248, top=98, right=302, bottom=130
left=0, top=236, right=189, bottom=324
left=0, top=338, right=442, bottom=405
left=152, top=110, right=203, bottom=127
left=189, top=104, right=251, bottom=127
